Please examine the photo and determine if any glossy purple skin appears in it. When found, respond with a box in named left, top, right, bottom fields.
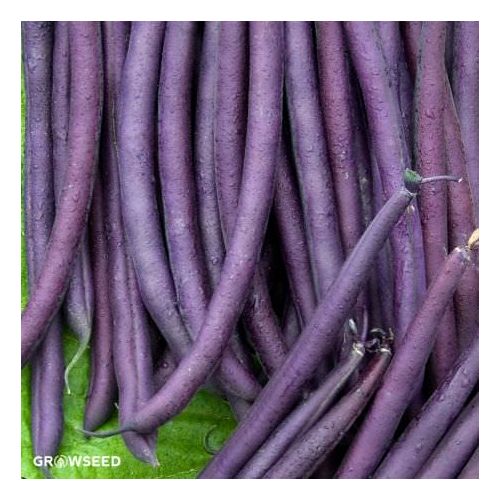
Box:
left=22, top=22, right=103, bottom=366
left=404, top=22, right=478, bottom=360
left=452, top=22, right=479, bottom=225
left=316, top=22, right=363, bottom=258
left=52, top=21, right=94, bottom=348
left=98, top=21, right=158, bottom=464
left=377, top=21, right=428, bottom=321
left=336, top=245, right=472, bottom=479
left=23, top=21, right=65, bottom=472
left=398, top=36, right=415, bottom=170
left=194, top=22, right=270, bottom=383
left=117, top=22, right=192, bottom=362
left=84, top=176, right=117, bottom=432
left=444, top=95, right=479, bottom=350
left=123, top=21, right=284, bottom=433
left=375, top=334, right=478, bottom=478
left=371, top=153, right=395, bottom=333
left=344, top=22, right=422, bottom=341
left=417, top=394, right=479, bottom=479
left=51, top=21, right=69, bottom=202
left=273, top=143, right=316, bottom=326
left=351, top=82, right=389, bottom=333
left=458, top=447, right=479, bottom=479
left=214, top=22, right=288, bottom=375
left=214, top=22, right=248, bottom=243
left=414, top=22, right=458, bottom=384
left=265, top=349, right=391, bottom=479
left=201, top=185, right=417, bottom=478
left=159, top=22, right=209, bottom=337
left=159, top=22, right=260, bottom=399
left=285, top=21, right=344, bottom=299
left=194, top=22, right=224, bottom=290
left=237, top=344, right=364, bottom=478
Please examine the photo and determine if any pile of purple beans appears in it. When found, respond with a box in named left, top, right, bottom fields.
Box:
left=22, top=21, right=478, bottom=479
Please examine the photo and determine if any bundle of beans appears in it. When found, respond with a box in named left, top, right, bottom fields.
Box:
left=21, top=21, right=479, bottom=479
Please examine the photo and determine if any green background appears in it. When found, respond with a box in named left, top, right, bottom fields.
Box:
left=21, top=71, right=236, bottom=479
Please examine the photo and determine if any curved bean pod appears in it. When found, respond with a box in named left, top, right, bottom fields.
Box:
left=237, top=343, right=364, bottom=478
left=52, top=22, right=94, bottom=391
left=265, top=348, right=391, bottom=479
left=83, top=175, right=117, bottom=432
left=336, top=240, right=474, bottom=478
left=215, top=21, right=288, bottom=375
left=98, top=21, right=158, bottom=463
left=285, top=21, right=344, bottom=298
left=23, top=21, right=64, bottom=476
left=22, top=22, right=103, bottom=366
left=200, top=172, right=428, bottom=478
left=111, top=21, right=284, bottom=434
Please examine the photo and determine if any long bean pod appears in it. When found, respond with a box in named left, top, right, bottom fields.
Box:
left=265, top=347, right=391, bottom=479
left=237, top=343, right=364, bottom=478
left=336, top=236, right=475, bottom=478
left=416, top=393, right=479, bottom=479
left=200, top=172, right=443, bottom=478
left=23, top=21, right=64, bottom=477
left=22, top=22, right=103, bottom=365
left=84, top=22, right=284, bottom=438
left=52, top=22, right=95, bottom=391
left=375, top=333, right=479, bottom=478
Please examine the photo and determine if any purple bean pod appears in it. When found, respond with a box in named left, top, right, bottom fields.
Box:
left=22, top=22, right=103, bottom=365
left=115, top=21, right=284, bottom=433
left=194, top=22, right=224, bottom=290
left=404, top=21, right=479, bottom=354
left=200, top=172, right=422, bottom=478
left=414, top=21, right=458, bottom=384
left=51, top=22, right=95, bottom=392
left=336, top=243, right=474, bottom=478
left=375, top=333, right=478, bottom=478
left=117, top=22, right=192, bottom=362
left=452, top=22, right=479, bottom=224
left=416, top=393, right=479, bottom=479
left=193, top=22, right=259, bottom=387
left=285, top=21, right=344, bottom=299
left=265, top=347, right=391, bottom=479
left=316, top=22, right=364, bottom=257
left=159, top=21, right=260, bottom=399
left=215, top=22, right=288, bottom=375
left=377, top=22, right=428, bottom=316
left=84, top=175, right=117, bottom=432
left=273, top=143, right=316, bottom=326
left=344, top=21, right=422, bottom=341
left=23, top=21, right=64, bottom=477
left=237, top=343, right=365, bottom=478
left=158, top=21, right=210, bottom=337
left=100, top=21, right=158, bottom=464
left=444, top=93, right=479, bottom=349
left=214, top=22, right=248, bottom=242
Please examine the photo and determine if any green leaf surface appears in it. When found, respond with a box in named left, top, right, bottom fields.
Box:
left=21, top=60, right=236, bottom=480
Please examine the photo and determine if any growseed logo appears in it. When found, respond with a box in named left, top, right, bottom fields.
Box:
left=33, top=455, right=121, bottom=468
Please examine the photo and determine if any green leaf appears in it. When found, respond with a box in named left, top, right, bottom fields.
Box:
left=21, top=59, right=236, bottom=480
